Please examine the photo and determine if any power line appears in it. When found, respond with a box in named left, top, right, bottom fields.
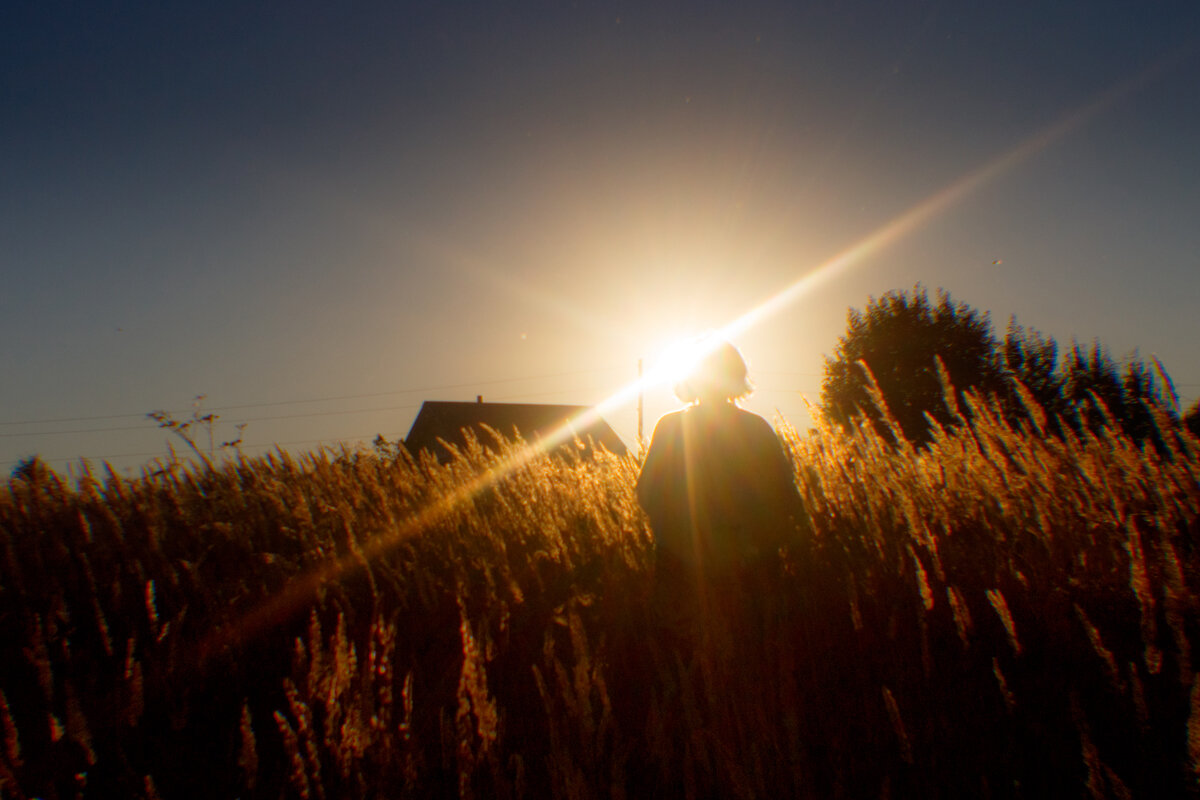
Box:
left=199, top=368, right=625, bottom=412
left=0, top=432, right=407, bottom=468
left=0, top=423, right=152, bottom=439
left=0, top=384, right=632, bottom=466
left=17, top=430, right=510, bottom=468
left=5, top=365, right=1195, bottom=430
left=6, top=370, right=1196, bottom=469
left=0, top=366, right=628, bottom=427
left=0, top=405, right=422, bottom=438
left=237, top=403, right=422, bottom=425
left=0, top=381, right=628, bottom=440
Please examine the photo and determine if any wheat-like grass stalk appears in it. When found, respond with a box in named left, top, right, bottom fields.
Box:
left=0, top=385, right=1198, bottom=796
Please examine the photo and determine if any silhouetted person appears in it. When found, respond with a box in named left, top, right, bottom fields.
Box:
left=636, top=341, right=803, bottom=648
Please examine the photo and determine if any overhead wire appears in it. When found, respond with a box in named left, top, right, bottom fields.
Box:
left=0, top=366, right=628, bottom=427
left=4, top=372, right=1195, bottom=470
left=0, top=381, right=638, bottom=467
left=3, top=358, right=1195, bottom=467
left=1, top=381, right=632, bottom=440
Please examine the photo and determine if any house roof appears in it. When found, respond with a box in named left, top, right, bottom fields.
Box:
left=404, top=399, right=628, bottom=461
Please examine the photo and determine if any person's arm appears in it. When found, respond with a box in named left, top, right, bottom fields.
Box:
left=768, top=427, right=811, bottom=540
left=636, top=414, right=675, bottom=517
left=747, top=414, right=808, bottom=542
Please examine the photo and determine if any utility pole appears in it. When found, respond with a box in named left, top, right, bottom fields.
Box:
left=637, top=358, right=644, bottom=449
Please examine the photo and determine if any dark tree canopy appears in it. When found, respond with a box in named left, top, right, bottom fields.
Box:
left=1060, top=342, right=1163, bottom=445
left=1001, top=320, right=1065, bottom=414
left=822, top=286, right=1180, bottom=448
left=821, top=286, right=1006, bottom=445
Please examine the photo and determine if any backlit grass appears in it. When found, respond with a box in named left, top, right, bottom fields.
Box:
left=2, top=391, right=1198, bottom=798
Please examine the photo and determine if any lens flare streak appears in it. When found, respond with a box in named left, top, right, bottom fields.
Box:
left=202, top=52, right=1185, bottom=666
left=718, top=52, right=1183, bottom=345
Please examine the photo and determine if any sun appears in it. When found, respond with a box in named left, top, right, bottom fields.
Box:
left=644, top=331, right=727, bottom=390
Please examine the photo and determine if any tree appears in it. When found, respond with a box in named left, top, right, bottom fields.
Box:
left=1000, top=320, right=1065, bottom=410
left=1059, top=342, right=1175, bottom=448
left=823, top=285, right=1183, bottom=449
left=821, top=286, right=1006, bottom=445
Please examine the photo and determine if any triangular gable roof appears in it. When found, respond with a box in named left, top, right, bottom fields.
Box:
left=404, top=400, right=627, bottom=462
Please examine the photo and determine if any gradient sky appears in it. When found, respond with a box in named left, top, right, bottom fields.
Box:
left=4, top=1, right=1199, bottom=475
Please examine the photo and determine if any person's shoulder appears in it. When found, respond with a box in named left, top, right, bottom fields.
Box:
left=649, top=409, right=686, bottom=439
left=732, top=407, right=775, bottom=432
left=654, top=409, right=686, bottom=428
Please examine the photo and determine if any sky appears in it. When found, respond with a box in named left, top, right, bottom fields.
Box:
left=3, top=1, right=1199, bottom=476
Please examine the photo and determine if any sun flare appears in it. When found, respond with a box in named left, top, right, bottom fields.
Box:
left=644, top=331, right=727, bottom=390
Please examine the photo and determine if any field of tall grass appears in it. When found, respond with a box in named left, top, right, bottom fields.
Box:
left=2, top=387, right=1199, bottom=798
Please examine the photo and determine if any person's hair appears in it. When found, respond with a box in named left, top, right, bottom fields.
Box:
left=675, top=341, right=753, bottom=404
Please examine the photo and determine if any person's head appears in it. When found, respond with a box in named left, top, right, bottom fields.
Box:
left=675, top=340, right=753, bottom=405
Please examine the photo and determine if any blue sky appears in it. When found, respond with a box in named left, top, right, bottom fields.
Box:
left=3, top=1, right=1199, bottom=474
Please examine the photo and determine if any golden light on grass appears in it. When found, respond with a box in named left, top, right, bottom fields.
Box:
left=3, top=375, right=1199, bottom=794
left=206, top=41, right=1171, bottom=651
left=5, top=52, right=1198, bottom=797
